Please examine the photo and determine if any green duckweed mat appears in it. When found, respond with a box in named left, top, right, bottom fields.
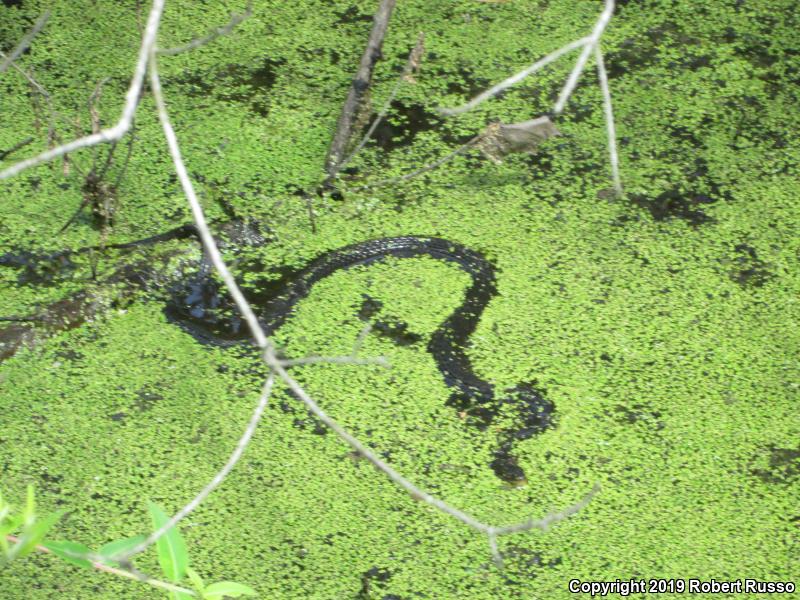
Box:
left=1, top=1, right=798, bottom=598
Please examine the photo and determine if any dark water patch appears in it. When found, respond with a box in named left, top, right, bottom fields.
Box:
left=133, top=388, right=163, bottom=412
left=729, top=243, right=775, bottom=288
left=624, top=156, right=734, bottom=226
left=605, top=21, right=702, bottom=79
left=369, top=101, right=443, bottom=151
left=566, top=100, right=597, bottom=124
left=357, top=566, right=393, bottom=600
left=628, top=189, right=716, bottom=226
left=371, top=319, right=422, bottom=346
left=604, top=24, right=669, bottom=79
left=444, top=67, right=492, bottom=101
left=679, top=54, right=711, bottom=70
left=521, top=147, right=556, bottom=180
left=292, top=413, right=329, bottom=436
left=171, top=58, right=285, bottom=116
left=357, top=295, right=422, bottom=346
left=54, top=346, right=83, bottom=361
left=39, top=471, right=62, bottom=497
left=609, top=212, right=642, bottom=228
left=500, top=546, right=562, bottom=585
left=751, top=446, right=800, bottom=484
left=335, top=5, right=373, bottom=25
left=0, top=248, right=77, bottom=286
left=669, top=124, right=704, bottom=150
left=612, top=402, right=665, bottom=430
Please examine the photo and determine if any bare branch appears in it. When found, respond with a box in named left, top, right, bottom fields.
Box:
left=438, top=37, right=590, bottom=117
left=595, top=45, right=622, bottom=197
left=149, top=43, right=595, bottom=565
left=323, top=0, right=397, bottom=185
left=146, top=47, right=270, bottom=351
left=157, top=2, right=253, bottom=56
left=279, top=355, right=389, bottom=368
left=113, top=372, right=275, bottom=562
left=88, top=77, right=112, bottom=167
left=0, top=137, right=33, bottom=161
left=553, top=0, right=615, bottom=115
left=0, top=11, right=50, bottom=74
left=352, top=134, right=481, bottom=190
left=338, top=32, right=425, bottom=172
left=0, top=0, right=166, bottom=180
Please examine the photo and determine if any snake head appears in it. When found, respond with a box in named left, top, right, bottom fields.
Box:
left=165, top=274, right=244, bottom=343
left=489, top=384, right=556, bottom=486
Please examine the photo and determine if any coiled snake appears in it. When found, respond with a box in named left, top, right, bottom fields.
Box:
left=169, top=234, right=555, bottom=484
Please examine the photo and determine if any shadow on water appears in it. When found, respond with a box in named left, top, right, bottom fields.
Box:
left=171, top=58, right=286, bottom=117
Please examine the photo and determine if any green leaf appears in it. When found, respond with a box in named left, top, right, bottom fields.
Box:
left=97, top=534, right=147, bottom=566
left=10, top=509, right=66, bottom=560
left=185, top=566, right=206, bottom=594
left=203, top=581, right=257, bottom=598
left=147, top=503, right=188, bottom=582
left=43, top=540, right=93, bottom=569
left=0, top=513, right=22, bottom=538
left=22, top=485, right=35, bottom=526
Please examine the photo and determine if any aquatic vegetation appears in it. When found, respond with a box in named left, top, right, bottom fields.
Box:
left=0, top=0, right=798, bottom=597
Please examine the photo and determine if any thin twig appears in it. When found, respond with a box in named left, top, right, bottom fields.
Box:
left=337, top=32, right=425, bottom=173
left=0, top=0, right=165, bottom=180
left=157, top=2, right=253, bottom=56
left=302, top=191, right=317, bottom=233
left=553, top=0, right=615, bottom=115
left=0, top=137, right=34, bottom=161
left=351, top=322, right=373, bottom=356
left=351, top=134, right=481, bottom=191
left=595, top=45, right=622, bottom=197
left=279, top=355, right=389, bottom=368
left=3, top=535, right=196, bottom=596
left=0, top=54, right=59, bottom=149
left=88, top=77, right=112, bottom=167
left=438, top=37, right=590, bottom=117
left=0, top=12, right=50, bottom=74
left=323, top=0, right=397, bottom=186
left=147, top=48, right=269, bottom=351
left=113, top=118, right=137, bottom=191
left=112, top=372, right=275, bottom=563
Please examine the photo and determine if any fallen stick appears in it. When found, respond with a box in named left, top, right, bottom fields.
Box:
left=322, top=0, right=396, bottom=187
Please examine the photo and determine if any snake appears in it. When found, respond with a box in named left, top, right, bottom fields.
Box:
left=167, top=232, right=556, bottom=484
left=1, top=225, right=555, bottom=483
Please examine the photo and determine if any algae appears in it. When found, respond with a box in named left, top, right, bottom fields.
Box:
left=1, top=0, right=798, bottom=598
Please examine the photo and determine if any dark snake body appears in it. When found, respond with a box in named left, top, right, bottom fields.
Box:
left=171, top=234, right=555, bottom=484
left=1, top=229, right=555, bottom=483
